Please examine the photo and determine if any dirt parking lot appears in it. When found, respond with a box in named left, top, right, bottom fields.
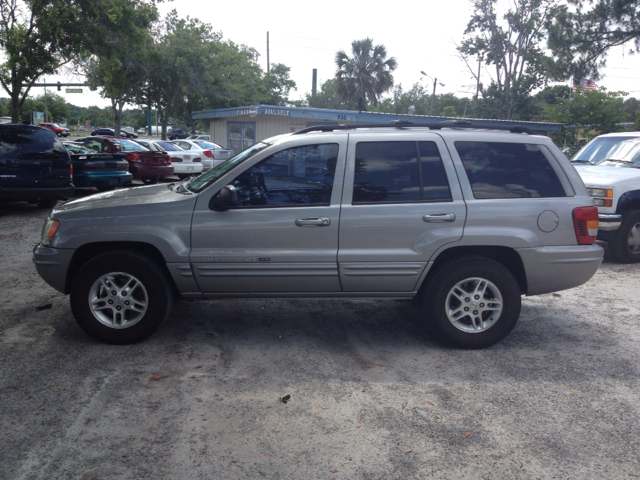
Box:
left=1, top=196, right=639, bottom=479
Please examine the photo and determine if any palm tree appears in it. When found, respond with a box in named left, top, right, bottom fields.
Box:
left=334, top=38, right=398, bottom=111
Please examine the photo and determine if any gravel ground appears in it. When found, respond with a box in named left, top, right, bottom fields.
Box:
left=1, top=198, right=639, bottom=480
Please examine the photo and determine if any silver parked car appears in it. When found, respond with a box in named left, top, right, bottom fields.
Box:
left=33, top=122, right=603, bottom=347
left=171, top=139, right=234, bottom=169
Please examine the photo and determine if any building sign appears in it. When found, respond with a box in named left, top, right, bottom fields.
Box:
left=236, top=107, right=290, bottom=117
left=263, top=108, right=290, bottom=117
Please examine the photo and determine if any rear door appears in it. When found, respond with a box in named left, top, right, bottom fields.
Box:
left=338, top=132, right=467, bottom=292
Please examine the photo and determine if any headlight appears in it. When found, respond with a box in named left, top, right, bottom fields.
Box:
left=41, top=217, right=60, bottom=245
left=586, top=188, right=612, bottom=198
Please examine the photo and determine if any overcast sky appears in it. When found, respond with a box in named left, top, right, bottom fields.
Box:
left=46, top=0, right=640, bottom=110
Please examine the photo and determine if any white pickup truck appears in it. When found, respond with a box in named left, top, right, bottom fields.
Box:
left=572, top=132, right=640, bottom=263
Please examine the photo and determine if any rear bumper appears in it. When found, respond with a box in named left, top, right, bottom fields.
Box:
left=73, top=171, right=133, bottom=188
left=0, top=185, right=75, bottom=199
left=172, top=163, right=203, bottom=175
left=517, top=245, right=603, bottom=295
left=129, top=164, right=174, bottom=179
left=32, top=244, right=75, bottom=294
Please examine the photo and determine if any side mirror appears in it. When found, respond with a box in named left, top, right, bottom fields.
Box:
left=210, top=185, right=238, bottom=211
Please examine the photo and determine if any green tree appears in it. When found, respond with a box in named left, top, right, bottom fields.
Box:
left=21, top=92, right=70, bottom=123
left=294, top=78, right=358, bottom=110
left=264, top=63, right=297, bottom=106
left=458, top=0, right=559, bottom=120
left=0, top=0, right=78, bottom=122
left=334, top=38, right=397, bottom=111
left=544, top=87, right=627, bottom=152
left=547, top=0, right=640, bottom=80
left=79, top=0, right=158, bottom=136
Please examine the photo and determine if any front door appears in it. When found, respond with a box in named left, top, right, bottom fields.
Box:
left=190, top=139, right=347, bottom=295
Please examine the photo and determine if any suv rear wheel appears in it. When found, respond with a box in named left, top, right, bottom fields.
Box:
left=425, top=257, right=521, bottom=349
left=70, top=250, right=173, bottom=344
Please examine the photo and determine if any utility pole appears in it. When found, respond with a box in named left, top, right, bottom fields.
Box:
left=267, top=31, right=270, bottom=74
left=430, top=77, right=437, bottom=116
left=43, top=78, right=48, bottom=122
left=476, top=54, right=482, bottom=101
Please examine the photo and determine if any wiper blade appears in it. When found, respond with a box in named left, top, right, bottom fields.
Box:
left=571, top=159, right=594, bottom=164
left=603, top=159, right=640, bottom=168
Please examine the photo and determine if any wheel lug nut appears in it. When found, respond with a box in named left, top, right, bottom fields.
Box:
left=480, top=303, right=485, bottom=307
left=474, top=295, right=480, bottom=300
left=116, top=306, right=121, bottom=311
left=473, top=310, right=478, bottom=315
left=464, top=307, right=469, bottom=312
left=122, top=292, right=127, bottom=297
left=108, top=300, right=113, bottom=305
left=124, top=301, right=130, bottom=306
left=465, top=298, right=470, bottom=302
left=111, top=291, right=117, bottom=296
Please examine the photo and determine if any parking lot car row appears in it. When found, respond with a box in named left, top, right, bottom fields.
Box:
left=33, top=121, right=603, bottom=349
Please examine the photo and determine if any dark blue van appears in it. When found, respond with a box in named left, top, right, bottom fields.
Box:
left=0, top=124, right=74, bottom=208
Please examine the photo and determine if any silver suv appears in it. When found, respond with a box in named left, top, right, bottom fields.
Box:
left=33, top=122, right=603, bottom=348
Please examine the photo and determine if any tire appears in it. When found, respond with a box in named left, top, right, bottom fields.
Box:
left=37, top=198, right=58, bottom=209
left=609, top=210, right=640, bottom=264
left=56, top=132, right=62, bottom=137
left=141, top=177, right=159, bottom=185
left=70, top=250, right=173, bottom=344
left=424, top=256, right=521, bottom=349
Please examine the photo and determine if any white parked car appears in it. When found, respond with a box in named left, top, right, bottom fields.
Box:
left=187, top=135, right=210, bottom=141
left=134, top=139, right=204, bottom=179
left=171, top=139, right=235, bottom=170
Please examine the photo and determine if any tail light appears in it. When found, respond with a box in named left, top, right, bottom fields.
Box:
left=203, top=150, right=213, bottom=158
left=572, top=206, right=598, bottom=245
left=69, top=163, right=73, bottom=180
left=193, top=157, right=201, bottom=162
left=125, top=153, right=140, bottom=161
left=170, top=157, right=182, bottom=162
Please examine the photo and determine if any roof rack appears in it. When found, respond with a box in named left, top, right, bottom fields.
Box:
left=292, top=120, right=536, bottom=136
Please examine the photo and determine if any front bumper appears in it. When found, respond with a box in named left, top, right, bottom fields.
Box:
left=73, top=171, right=133, bottom=188
left=598, top=213, right=622, bottom=231
left=32, top=244, right=75, bottom=294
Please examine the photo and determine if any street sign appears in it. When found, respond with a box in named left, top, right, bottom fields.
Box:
left=66, top=88, right=83, bottom=93
left=167, top=117, right=173, bottom=125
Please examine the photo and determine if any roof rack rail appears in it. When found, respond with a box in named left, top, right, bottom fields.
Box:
left=292, top=120, right=537, bottom=136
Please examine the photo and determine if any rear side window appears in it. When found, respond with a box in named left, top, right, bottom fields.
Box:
left=455, top=141, right=567, bottom=199
left=0, top=125, right=68, bottom=159
left=352, top=141, right=451, bottom=204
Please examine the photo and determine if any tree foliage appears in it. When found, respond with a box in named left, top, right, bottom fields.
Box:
left=334, top=38, right=397, bottom=111
left=458, top=0, right=559, bottom=120
left=544, top=87, right=628, bottom=152
left=547, top=0, right=640, bottom=80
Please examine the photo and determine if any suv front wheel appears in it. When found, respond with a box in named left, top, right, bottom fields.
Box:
left=425, top=257, right=521, bottom=349
left=609, top=210, right=640, bottom=263
left=70, top=250, right=173, bottom=344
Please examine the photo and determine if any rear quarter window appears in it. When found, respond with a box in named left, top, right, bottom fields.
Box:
left=455, top=141, right=567, bottom=199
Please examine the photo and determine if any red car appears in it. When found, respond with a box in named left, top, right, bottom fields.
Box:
left=76, top=136, right=173, bottom=184
left=38, top=122, right=70, bottom=137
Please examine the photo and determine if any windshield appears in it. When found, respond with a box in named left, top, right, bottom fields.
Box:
left=194, top=141, right=222, bottom=150
left=601, top=139, right=640, bottom=166
left=188, top=142, right=270, bottom=193
left=572, top=136, right=639, bottom=164
left=114, top=138, right=148, bottom=151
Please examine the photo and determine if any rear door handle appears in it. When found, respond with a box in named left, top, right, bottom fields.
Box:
left=295, top=217, right=331, bottom=226
left=423, top=213, right=456, bottom=223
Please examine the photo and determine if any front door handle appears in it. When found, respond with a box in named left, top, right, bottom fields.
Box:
left=295, top=217, right=331, bottom=227
left=423, top=213, right=456, bottom=223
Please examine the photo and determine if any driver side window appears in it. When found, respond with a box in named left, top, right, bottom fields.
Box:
left=231, top=143, right=339, bottom=207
